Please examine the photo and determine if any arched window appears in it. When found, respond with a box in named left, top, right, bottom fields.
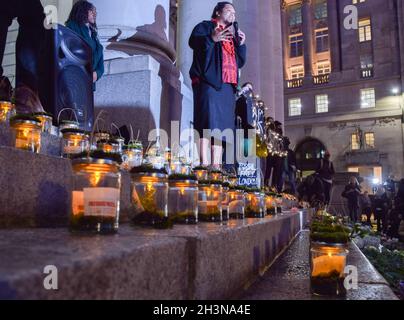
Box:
left=295, top=138, right=327, bottom=172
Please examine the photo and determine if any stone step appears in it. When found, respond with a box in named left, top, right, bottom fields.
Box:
left=0, top=211, right=308, bottom=300
left=0, top=146, right=132, bottom=228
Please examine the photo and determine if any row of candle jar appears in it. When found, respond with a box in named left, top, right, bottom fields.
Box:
left=131, top=175, right=281, bottom=226
left=192, top=168, right=238, bottom=186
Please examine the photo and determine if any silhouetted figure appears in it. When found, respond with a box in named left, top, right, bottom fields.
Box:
left=0, top=0, right=45, bottom=95
left=316, top=151, right=335, bottom=206
left=342, top=177, right=361, bottom=223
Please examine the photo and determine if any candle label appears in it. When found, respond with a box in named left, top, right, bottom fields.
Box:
left=84, top=187, right=119, bottom=217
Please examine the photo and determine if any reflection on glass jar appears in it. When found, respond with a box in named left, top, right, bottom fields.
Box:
left=209, top=171, right=223, bottom=182
left=62, top=129, right=90, bottom=158
left=245, top=192, right=265, bottom=218
left=10, top=118, right=42, bottom=153
left=193, top=168, right=208, bottom=181
left=70, top=158, right=121, bottom=234
left=59, top=120, right=80, bottom=133
left=168, top=179, right=198, bottom=224
left=228, top=189, right=245, bottom=219
left=265, top=195, right=276, bottom=215
left=198, top=184, right=223, bottom=222
left=0, top=101, right=16, bottom=122
left=34, top=112, right=53, bottom=133
left=275, top=196, right=283, bottom=214
left=221, top=186, right=230, bottom=221
left=310, top=243, right=349, bottom=296
left=131, top=173, right=169, bottom=226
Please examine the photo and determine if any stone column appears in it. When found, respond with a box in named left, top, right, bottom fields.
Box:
left=327, top=0, right=341, bottom=72
left=281, top=1, right=290, bottom=82
left=234, top=0, right=261, bottom=91
left=302, top=0, right=314, bottom=78
left=89, top=0, right=191, bottom=146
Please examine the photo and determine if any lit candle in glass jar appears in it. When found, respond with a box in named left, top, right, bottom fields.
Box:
left=0, top=101, right=16, bottom=122
left=10, top=116, right=42, bottom=153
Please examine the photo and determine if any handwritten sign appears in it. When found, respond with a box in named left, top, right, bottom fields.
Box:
left=238, top=162, right=258, bottom=187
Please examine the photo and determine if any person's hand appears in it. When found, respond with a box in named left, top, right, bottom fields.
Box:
left=238, top=29, right=246, bottom=45
left=93, top=72, right=98, bottom=83
left=212, top=25, right=233, bottom=43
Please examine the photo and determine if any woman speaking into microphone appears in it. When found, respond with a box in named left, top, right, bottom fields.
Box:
left=189, top=2, right=247, bottom=171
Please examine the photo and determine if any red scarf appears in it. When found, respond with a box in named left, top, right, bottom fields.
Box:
left=212, top=19, right=238, bottom=85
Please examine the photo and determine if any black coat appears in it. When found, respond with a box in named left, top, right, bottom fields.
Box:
left=342, top=184, right=361, bottom=207
left=189, top=21, right=247, bottom=90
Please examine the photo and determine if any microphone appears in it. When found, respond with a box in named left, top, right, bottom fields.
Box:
left=233, top=21, right=241, bottom=46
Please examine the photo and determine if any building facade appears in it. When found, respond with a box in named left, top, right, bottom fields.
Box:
left=282, top=0, right=404, bottom=191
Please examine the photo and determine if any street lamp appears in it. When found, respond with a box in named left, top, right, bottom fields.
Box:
left=392, top=87, right=400, bottom=95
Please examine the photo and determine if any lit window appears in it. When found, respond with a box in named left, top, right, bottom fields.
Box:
left=316, top=29, right=329, bottom=52
left=353, top=0, right=366, bottom=4
left=314, top=0, right=328, bottom=20
left=359, top=18, right=372, bottom=42
left=289, top=98, right=302, bottom=116
left=290, top=65, right=304, bottom=79
left=317, top=60, right=331, bottom=75
left=361, top=88, right=376, bottom=108
left=290, top=34, right=303, bottom=57
left=289, top=5, right=302, bottom=26
left=351, top=133, right=360, bottom=150
left=360, top=54, right=373, bottom=69
left=365, top=132, right=375, bottom=148
left=315, top=94, right=329, bottom=113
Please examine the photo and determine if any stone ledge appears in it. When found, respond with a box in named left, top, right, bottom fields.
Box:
left=0, top=211, right=308, bottom=300
left=0, top=146, right=132, bottom=228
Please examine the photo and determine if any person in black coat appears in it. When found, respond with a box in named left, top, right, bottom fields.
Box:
left=373, top=186, right=389, bottom=234
left=316, top=151, right=335, bottom=206
left=297, top=173, right=325, bottom=208
left=0, top=0, right=45, bottom=93
left=279, top=137, right=297, bottom=194
left=189, top=2, right=247, bottom=169
left=342, top=177, right=361, bottom=223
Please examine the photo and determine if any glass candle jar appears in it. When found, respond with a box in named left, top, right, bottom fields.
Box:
left=310, top=243, right=349, bottom=296
left=275, top=196, right=283, bottom=213
left=0, top=101, right=16, bottom=122
left=221, top=186, right=230, bottom=221
left=70, top=158, right=121, bottom=234
left=112, top=137, right=125, bottom=154
left=228, top=189, right=245, bottom=219
left=62, top=129, right=90, bottom=158
left=209, top=171, right=223, bottom=182
left=34, top=112, right=53, bottom=133
left=131, top=172, right=169, bottom=226
left=168, top=179, right=198, bottom=224
left=121, top=144, right=143, bottom=170
left=198, top=183, right=223, bottom=222
left=97, top=139, right=118, bottom=154
left=193, top=168, right=208, bottom=181
left=245, top=191, right=265, bottom=218
left=10, top=118, right=42, bottom=153
left=265, top=194, right=276, bottom=215
left=228, top=175, right=238, bottom=187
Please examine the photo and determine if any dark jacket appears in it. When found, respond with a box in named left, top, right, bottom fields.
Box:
left=235, top=92, right=254, bottom=130
left=189, top=21, right=247, bottom=90
left=316, top=159, right=335, bottom=182
left=65, top=20, right=104, bottom=89
left=342, top=183, right=361, bottom=207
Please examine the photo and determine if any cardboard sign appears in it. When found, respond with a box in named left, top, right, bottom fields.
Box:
left=238, top=162, right=258, bottom=187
